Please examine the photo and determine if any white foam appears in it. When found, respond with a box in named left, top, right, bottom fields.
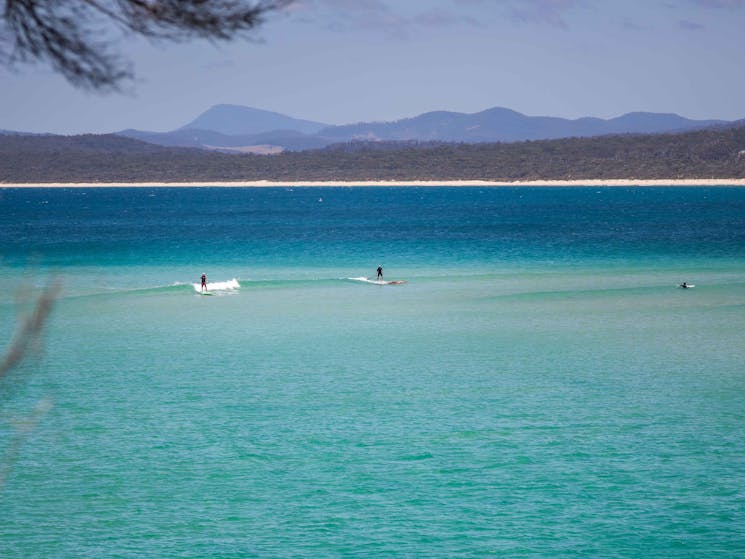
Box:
left=193, top=278, right=240, bottom=293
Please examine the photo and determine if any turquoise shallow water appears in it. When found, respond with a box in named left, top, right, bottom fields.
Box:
left=2, top=187, right=745, bottom=557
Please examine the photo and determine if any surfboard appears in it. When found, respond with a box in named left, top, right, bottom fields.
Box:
left=349, top=277, right=407, bottom=285
left=678, top=284, right=695, bottom=289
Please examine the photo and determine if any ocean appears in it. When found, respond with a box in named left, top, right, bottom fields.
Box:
left=1, top=186, right=745, bottom=557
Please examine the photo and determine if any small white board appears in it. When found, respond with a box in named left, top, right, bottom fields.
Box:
left=349, top=277, right=407, bottom=285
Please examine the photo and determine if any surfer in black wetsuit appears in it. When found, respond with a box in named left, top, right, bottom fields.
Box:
left=201, top=273, right=207, bottom=292
left=680, top=282, right=689, bottom=289
left=376, top=266, right=383, bottom=280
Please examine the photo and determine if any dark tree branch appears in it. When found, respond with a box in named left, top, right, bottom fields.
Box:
left=3, top=0, right=128, bottom=89
left=0, top=279, right=60, bottom=378
left=1, top=0, right=291, bottom=90
left=0, top=277, right=58, bottom=493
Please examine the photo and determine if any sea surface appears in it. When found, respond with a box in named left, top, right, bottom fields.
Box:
left=1, top=186, right=745, bottom=558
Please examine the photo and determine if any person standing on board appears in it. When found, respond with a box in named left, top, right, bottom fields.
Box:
left=376, top=265, right=383, bottom=280
left=201, top=273, right=208, bottom=292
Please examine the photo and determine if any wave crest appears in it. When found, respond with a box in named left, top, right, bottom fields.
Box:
left=193, top=278, right=240, bottom=293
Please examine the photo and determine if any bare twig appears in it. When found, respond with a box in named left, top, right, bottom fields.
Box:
left=0, top=279, right=60, bottom=492
left=0, top=279, right=60, bottom=378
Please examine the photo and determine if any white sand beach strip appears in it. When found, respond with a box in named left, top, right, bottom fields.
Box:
left=2, top=179, right=745, bottom=188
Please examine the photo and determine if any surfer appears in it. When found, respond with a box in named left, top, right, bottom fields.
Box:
left=376, top=265, right=383, bottom=280
left=680, top=282, right=689, bottom=289
left=201, top=273, right=208, bottom=292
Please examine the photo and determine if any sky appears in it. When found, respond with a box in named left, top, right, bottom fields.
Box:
left=1, top=0, right=745, bottom=134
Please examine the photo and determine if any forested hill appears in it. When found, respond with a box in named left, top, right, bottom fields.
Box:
left=2, top=126, right=745, bottom=183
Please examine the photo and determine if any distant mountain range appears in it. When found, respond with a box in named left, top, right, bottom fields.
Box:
left=180, top=104, right=328, bottom=136
left=112, top=104, right=731, bottom=153
left=320, top=108, right=726, bottom=143
left=1, top=104, right=736, bottom=153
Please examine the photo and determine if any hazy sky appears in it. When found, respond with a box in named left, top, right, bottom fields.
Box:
left=2, top=0, right=744, bottom=134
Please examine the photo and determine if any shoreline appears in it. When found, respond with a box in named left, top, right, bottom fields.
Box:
left=2, top=178, right=745, bottom=188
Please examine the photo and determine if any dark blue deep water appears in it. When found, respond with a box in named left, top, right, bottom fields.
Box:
left=2, top=187, right=745, bottom=269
